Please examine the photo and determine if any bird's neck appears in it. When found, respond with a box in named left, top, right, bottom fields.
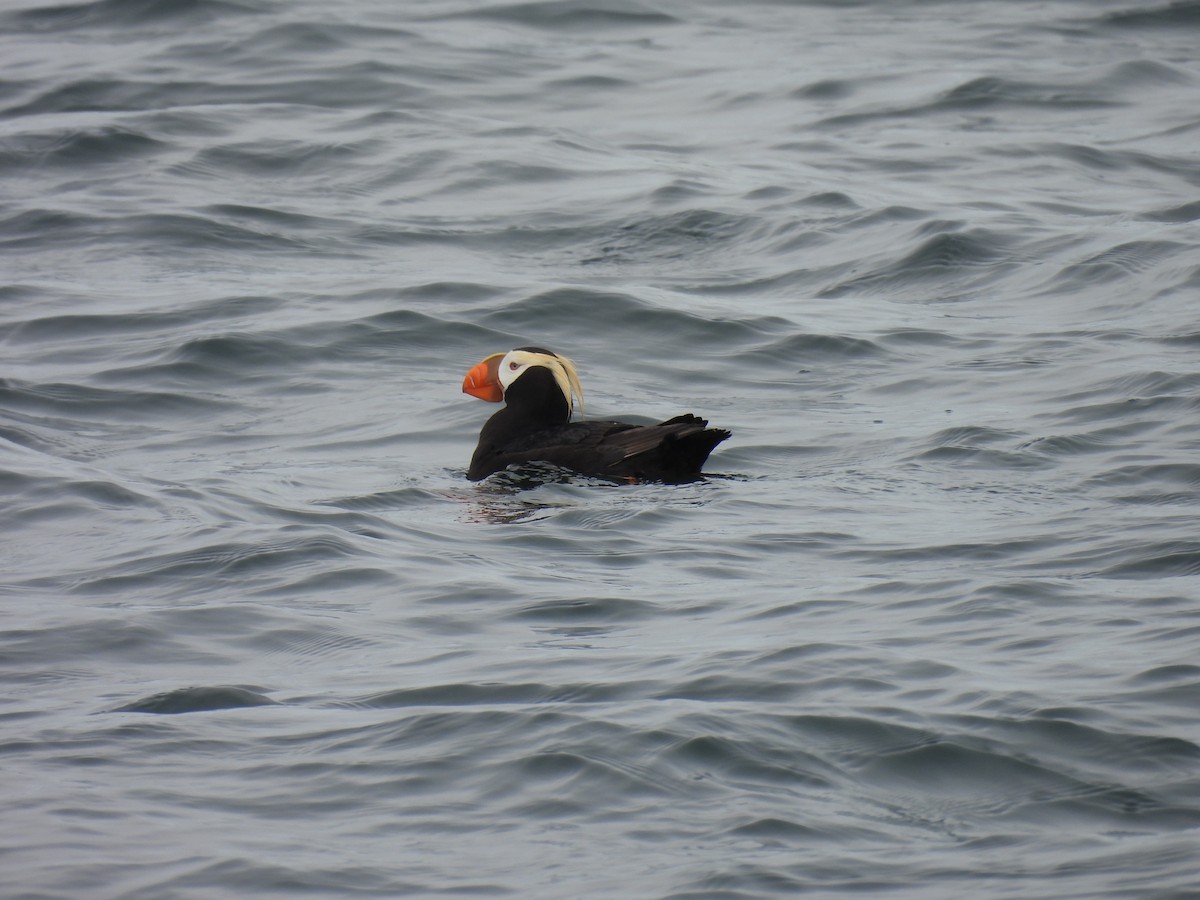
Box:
left=502, top=367, right=571, bottom=428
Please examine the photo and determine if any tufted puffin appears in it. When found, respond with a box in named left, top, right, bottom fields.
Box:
left=462, top=346, right=730, bottom=483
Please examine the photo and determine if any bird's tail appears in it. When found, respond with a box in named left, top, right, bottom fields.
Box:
left=661, top=416, right=731, bottom=474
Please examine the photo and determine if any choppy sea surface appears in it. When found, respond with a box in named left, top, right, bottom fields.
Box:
left=3, top=0, right=1199, bottom=896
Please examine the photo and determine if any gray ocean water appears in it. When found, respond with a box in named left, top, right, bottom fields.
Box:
left=3, top=0, right=1199, bottom=896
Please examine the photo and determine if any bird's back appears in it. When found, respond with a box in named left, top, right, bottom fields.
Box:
left=469, top=413, right=729, bottom=483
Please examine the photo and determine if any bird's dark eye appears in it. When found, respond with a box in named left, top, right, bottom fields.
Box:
left=509, top=361, right=520, bottom=371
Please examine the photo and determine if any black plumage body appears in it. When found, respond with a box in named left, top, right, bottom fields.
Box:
left=466, top=361, right=730, bottom=483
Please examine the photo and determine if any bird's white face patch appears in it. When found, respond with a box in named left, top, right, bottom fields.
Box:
left=498, top=349, right=584, bottom=416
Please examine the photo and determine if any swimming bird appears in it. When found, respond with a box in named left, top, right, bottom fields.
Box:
left=462, top=347, right=730, bottom=483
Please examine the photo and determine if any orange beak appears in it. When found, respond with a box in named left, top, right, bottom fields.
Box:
left=462, top=353, right=505, bottom=402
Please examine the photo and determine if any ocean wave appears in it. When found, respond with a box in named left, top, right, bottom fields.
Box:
left=820, top=228, right=1018, bottom=299
left=3, top=0, right=264, bottom=32
left=0, top=125, right=166, bottom=169
left=114, top=684, right=278, bottom=713
left=0, top=376, right=225, bottom=418
left=434, top=0, right=679, bottom=30
left=1101, top=2, right=1200, bottom=30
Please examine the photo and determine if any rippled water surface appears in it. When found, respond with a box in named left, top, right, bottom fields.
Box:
left=3, top=0, right=1199, bottom=897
